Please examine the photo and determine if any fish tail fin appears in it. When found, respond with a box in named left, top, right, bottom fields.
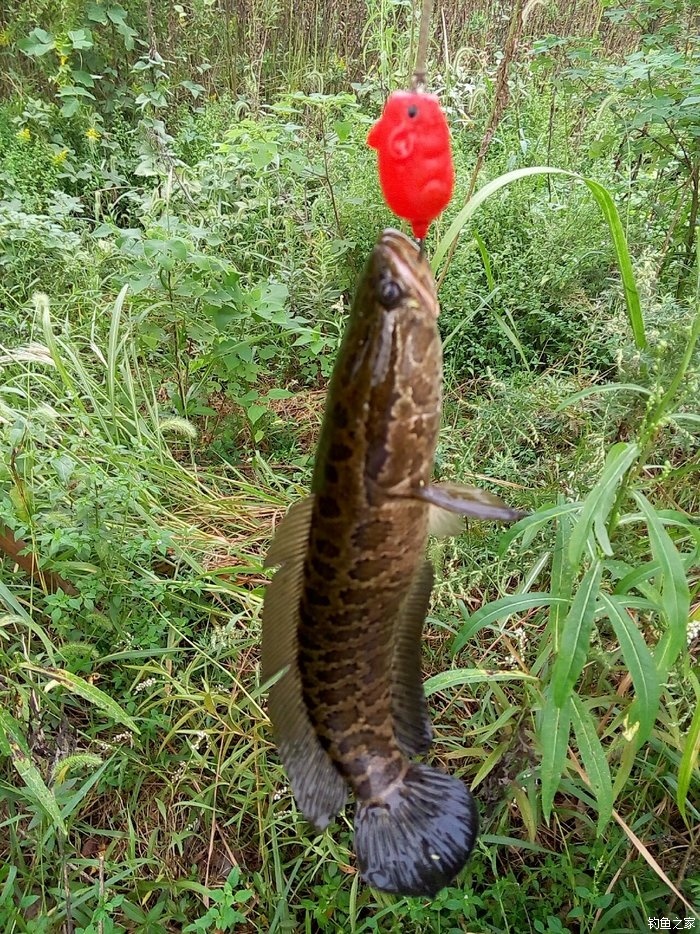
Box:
left=354, top=762, right=478, bottom=897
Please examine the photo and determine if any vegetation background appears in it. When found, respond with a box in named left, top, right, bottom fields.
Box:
left=0, top=0, right=698, bottom=931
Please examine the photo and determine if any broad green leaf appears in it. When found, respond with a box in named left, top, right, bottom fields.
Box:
left=25, top=666, right=140, bottom=733
left=633, top=492, right=690, bottom=677
left=0, top=710, right=66, bottom=833
left=18, top=28, right=55, bottom=56
left=452, top=593, right=567, bottom=655
left=569, top=443, right=639, bottom=567
left=570, top=693, right=613, bottom=833
left=552, top=560, right=602, bottom=706
left=599, top=594, right=660, bottom=745
left=677, top=672, right=700, bottom=822
left=539, top=687, right=571, bottom=822
left=424, top=668, right=537, bottom=696
left=68, top=28, right=94, bottom=50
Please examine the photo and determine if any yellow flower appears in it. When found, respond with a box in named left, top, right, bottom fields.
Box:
left=53, top=148, right=69, bottom=165
left=59, top=54, right=68, bottom=67
left=0, top=30, right=9, bottom=47
left=85, top=127, right=100, bottom=142
left=16, top=127, right=31, bottom=142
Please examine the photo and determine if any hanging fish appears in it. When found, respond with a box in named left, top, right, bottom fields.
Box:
left=367, top=91, right=455, bottom=241
left=261, top=229, right=525, bottom=896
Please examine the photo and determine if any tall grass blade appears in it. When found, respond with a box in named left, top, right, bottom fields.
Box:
left=0, top=709, right=67, bottom=834
left=552, top=560, right=602, bottom=706
left=570, top=693, right=613, bottom=833
left=498, top=502, right=580, bottom=556
left=548, top=506, right=574, bottom=654
left=539, top=686, right=571, bottom=822
left=424, top=668, right=537, bottom=695
left=633, top=492, right=690, bottom=677
left=433, top=167, right=645, bottom=350
left=677, top=672, right=700, bottom=822
left=569, top=442, right=639, bottom=567
left=599, top=593, right=661, bottom=746
left=452, top=593, right=568, bottom=655
left=25, top=666, right=141, bottom=733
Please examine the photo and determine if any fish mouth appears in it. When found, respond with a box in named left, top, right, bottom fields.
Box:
left=379, top=228, right=419, bottom=258
left=376, top=228, right=437, bottom=313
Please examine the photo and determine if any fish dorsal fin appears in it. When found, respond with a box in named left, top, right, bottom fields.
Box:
left=261, top=498, right=348, bottom=829
left=264, top=496, right=316, bottom=569
left=391, top=559, right=434, bottom=757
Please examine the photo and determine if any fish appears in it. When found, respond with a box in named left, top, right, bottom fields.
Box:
left=261, top=229, right=525, bottom=897
left=367, top=92, right=455, bottom=241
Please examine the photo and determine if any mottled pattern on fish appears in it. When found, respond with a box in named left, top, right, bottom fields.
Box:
left=300, top=230, right=441, bottom=800
left=262, top=229, right=525, bottom=897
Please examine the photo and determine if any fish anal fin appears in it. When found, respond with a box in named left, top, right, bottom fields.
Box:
left=416, top=482, right=527, bottom=526
left=355, top=763, right=478, bottom=896
left=264, top=496, right=315, bottom=569
left=392, top=559, right=434, bottom=757
left=261, top=562, right=347, bottom=829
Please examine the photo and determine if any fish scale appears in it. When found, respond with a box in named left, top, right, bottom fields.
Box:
left=261, top=228, right=526, bottom=896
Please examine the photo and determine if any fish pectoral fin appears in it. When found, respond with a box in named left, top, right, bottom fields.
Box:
left=261, top=562, right=348, bottom=829
left=411, top=482, right=527, bottom=534
left=264, top=496, right=315, bottom=569
left=392, top=559, right=434, bottom=757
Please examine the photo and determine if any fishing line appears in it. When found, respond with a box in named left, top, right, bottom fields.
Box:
left=411, top=0, right=435, bottom=93
left=412, top=0, right=435, bottom=254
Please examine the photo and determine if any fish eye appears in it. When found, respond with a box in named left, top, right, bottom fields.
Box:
left=377, top=275, right=403, bottom=309
left=407, top=105, right=418, bottom=118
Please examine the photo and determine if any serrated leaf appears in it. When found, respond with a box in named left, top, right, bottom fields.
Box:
left=633, top=492, right=690, bottom=677
left=569, top=443, right=639, bottom=567
left=539, top=687, right=571, bottom=822
left=452, top=593, right=567, bottom=655
left=599, top=594, right=660, bottom=746
left=552, top=560, right=602, bottom=706
left=570, top=693, right=613, bottom=833
left=25, top=666, right=140, bottom=733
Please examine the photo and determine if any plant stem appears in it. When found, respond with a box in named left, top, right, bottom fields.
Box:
left=609, top=240, right=700, bottom=533
left=412, top=0, right=434, bottom=91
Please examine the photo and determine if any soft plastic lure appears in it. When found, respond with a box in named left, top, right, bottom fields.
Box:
left=367, top=90, right=454, bottom=241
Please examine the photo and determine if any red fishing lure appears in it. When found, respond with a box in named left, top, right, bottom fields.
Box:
left=367, top=90, right=454, bottom=240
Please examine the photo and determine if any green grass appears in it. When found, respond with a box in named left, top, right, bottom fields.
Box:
left=1, top=9, right=699, bottom=931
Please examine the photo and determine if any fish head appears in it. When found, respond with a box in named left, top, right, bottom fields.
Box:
left=370, top=228, right=438, bottom=319
left=347, top=228, right=442, bottom=492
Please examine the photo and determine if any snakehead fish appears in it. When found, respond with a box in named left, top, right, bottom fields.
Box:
left=261, top=228, right=523, bottom=896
